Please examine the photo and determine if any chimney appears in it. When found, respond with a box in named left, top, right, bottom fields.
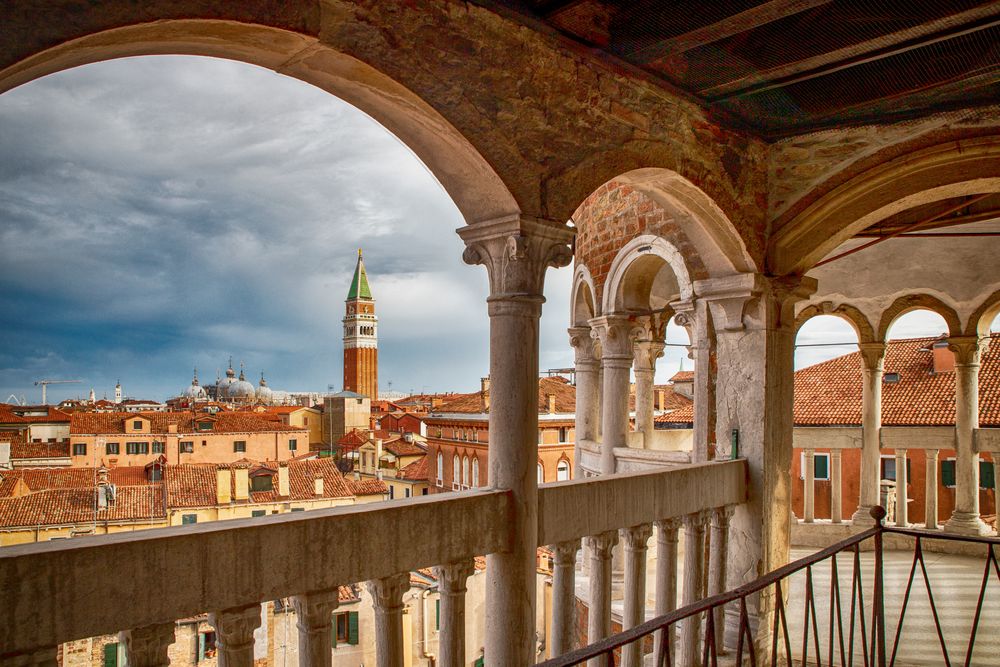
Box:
left=404, top=432, right=413, bottom=443
left=167, top=423, right=177, bottom=434
left=480, top=377, right=490, bottom=413
left=234, top=467, right=249, bottom=500
left=96, top=465, right=109, bottom=509
left=932, top=339, right=954, bottom=374
left=314, top=477, right=324, bottom=496
left=278, top=462, right=290, bottom=497
left=656, top=389, right=666, bottom=411
left=216, top=468, right=232, bottom=505
left=546, top=393, right=556, bottom=414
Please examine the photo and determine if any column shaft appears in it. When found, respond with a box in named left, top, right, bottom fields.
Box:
left=591, top=316, right=641, bottom=473
left=550, top=541, right=580, bottom=658
left=634, top=367, right=655, bottom=448
left=586, top=531, right=618, bottom=667
left=830, top=450, right=843, bottom=523
left=945, top=337, right=990, bottom=535
left=291, top=589, right=339, bottom=667
left=654, top=518, right=681, bottom=660
left=621, top=524, right=653, bottom=667
left=680, top=512, right=708, bottom=667
left=854, top=343, right=886, bottom=525
left=925, top=449, right=940, bottom=530
left=894, top=449, right=908, bottom=527
left=368, top=572, right=410, bottom=667
left=569, top=328, right=599, bottom=477
left=707, top=507, right=734, bottom=653
left=803, top=449, right=815, bottom=523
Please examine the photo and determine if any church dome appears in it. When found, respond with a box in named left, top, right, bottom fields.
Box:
left=217, top=360, right=237, bottom=398
left=182, top=369, right=207, bottom=399
left=228, top=364, right=256, bottom=401
left=256, top=373, right=274, bottom=404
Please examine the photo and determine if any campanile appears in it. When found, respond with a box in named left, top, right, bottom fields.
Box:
left=343, top=249, right=378, bottom=399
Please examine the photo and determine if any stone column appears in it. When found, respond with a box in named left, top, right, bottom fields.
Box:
left=679, top=511, right=709, bottom=667
left=830, top=450, right=843, bottom=523
left=894, top=449, right=908, bottom=527
left=590, top=315, right=642, bottom=473
left=0, top=648, right=57, bottom=666
left=633, top=324, right=666, bottom=448
left=707, top=506, right=734, bottom=652
left=620, top=523, right=653, bottom=667
left=803, top=449, right=815, bottom=523
left=854, top=342, right=886, bottom=525
left=291, top=589, right=339, bottom=667
left=569, top=326, right=600, bottom=476
left=459, top=216, right=574, bottom=664
left=550, top=540, right=580, bottom=658
left=120, top=622, right=175, bottom=667
left=925, top=449, right=940, bottom=530
left=653, top=518, right=681, bottom=659
left=586, top=530, right=618, bottom=667
left=676, top=301, right=716, bottom=463
left=945, top=336, right=991, bottom=535
left=367, top=572, right=411, bottom=667
left=433, top=560, right=475, bottom=667
left=208, top=604, right=262, bottom=667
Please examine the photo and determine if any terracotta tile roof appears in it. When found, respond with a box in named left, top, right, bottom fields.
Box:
left=384, top=439, right=426, bottom=457
left=1, top=430, right=70, bottom=460
left=0, top=486, right=165, bottom=528
left=670, top=371, right=694, bottom=383
left=0, top=405, right=72, bottom=424
left=397, top=456, right=429, bottom=481
left=337, top=429, right=367, bottom=451
left=433, top=377, right=576, bottom=414
left=656, top=335, right=1000, bottom=427
left=659, top=389, right=692, bottom=412
left=346, top=478, right=388, bottom=496
left=70, top=411, right=305, bottom=435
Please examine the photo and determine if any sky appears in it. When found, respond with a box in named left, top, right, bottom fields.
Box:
left=0, top=56, right=960, bottom=405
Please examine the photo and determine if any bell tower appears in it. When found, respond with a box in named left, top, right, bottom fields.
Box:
left=343, top=249, right=378, bottom=399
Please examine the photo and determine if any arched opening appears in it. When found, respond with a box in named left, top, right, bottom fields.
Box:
left=556, top=458, right=570, bottom=481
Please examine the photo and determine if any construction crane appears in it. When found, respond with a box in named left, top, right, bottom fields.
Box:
left=34, top=379, right=81, bottom=405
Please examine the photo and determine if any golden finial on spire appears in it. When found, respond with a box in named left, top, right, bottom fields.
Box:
left=358, top=248, right=363, bottom=258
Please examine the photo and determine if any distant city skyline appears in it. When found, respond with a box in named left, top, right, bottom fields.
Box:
left=0, top=56, right=977, bottom=405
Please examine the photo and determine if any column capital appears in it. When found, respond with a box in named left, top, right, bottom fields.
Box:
left=208, top=604, right=262, bottom=653
left=458, top=215, right=573, bottom=299
left=926, top=448, right=940, bottom=461
left=586, top=530, right=619, bottom=555
left=947, top=335, right=987, bottom=366
left=858, top=341, right=887, bottom=370
left=567, top=326, right=598, bottom=366
left=654, top=516, right=683, bottom=534
left=683, top=509, right=712, bottom=530
left=695, top=273, right=816, bottom=332
left=551, top=539, right=580, bottom=565
left=433, top=559, right=476, bottom=593
left=589, top=315, right=644, bottom=359
left=119, top=622, right=175, bottom=667
left=366, top=572, right=411, bottom=612
left=620, top=523, right=653, bottom=550
left=711, top=504, right=736, bottom=526
left=292, top=588, right=340, bottom=629
left=633, top=339, right=666, bottom=372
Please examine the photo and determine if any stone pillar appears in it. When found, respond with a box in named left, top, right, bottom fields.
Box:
left=590, top=315, right=642, bottom=473
left=586, top=530, right=618, bottom=667
left=654, top=518, right=681, bottom=659
left=676, top=302, right=716, bottom=463
left=803, top=449, right=815, bottom=523
left=569, top=326, right=600, bottom=476
left=707, top=506, right=734, bottom=652
left=120, top=622, right=175, bottom=667
left=291, top=589, right=339, bottom=667
left=854, top=342, right=886, bottom=525
left=633, top=328, right=666, bottom=448
left=433, top=560, right=475, bottom=667
left=620, top=524, right=653, bottom=667
left=459, top=216, right=574, bottom=664
left=367, top=572, right=410, bottom=667
left=208, top=604, right=262, bottom=667
left=550, top=540, right=580, bottom=658
left=830, top=450, right=843, bottom=523
left=0, top=648, right=57, bottom=667
left=679, top=511, right=709, bottom=666
left=945, top=336, right=991, bottom=535
left=925, top=449, right=940, bottom=530
left=894, top=449, right=908, bottom=527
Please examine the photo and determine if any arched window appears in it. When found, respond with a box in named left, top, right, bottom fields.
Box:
left=436, top=452, right=443, bottom=486
left=472, top=457, right=480, bottom=487
left=557, top=459, right=570, bottom=481
left=537, top=462, right=544, bottom=484
left=453, top=454, right=460, bottom=489
left=462, top=456, right=470, bottom=488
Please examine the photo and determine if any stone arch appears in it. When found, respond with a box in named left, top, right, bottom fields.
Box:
left=0, top=16, right=519, bottom=225
left=876, top=294, right=962, bottom=342
left=772, top=136, right=1000, bottom=275
left=966, top=289, right=1000, bottom=336
left=571, top=264, right=599, bottom=326
left=603, top=235, right=694, bottom=315
left=795, top=302, right=875, bottom=343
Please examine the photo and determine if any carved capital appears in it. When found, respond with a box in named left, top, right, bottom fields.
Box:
left=458, top=215, right=573, bottom=298
left=711, top=505, right=736, bottom=529
left=654, top=517, right=683, bottom=537
left=568, top=326, right=597, bottom=366
left=858, top=342, right=887, bottom=371
left=697, top=273, right=816, bottom=332
left=433, top=559, right=476, bottom=595
left=589, top=315, right=643, bottom=360
left=947, top=335, right=985, bottom=366
left=366, top=572, right=411, bottom=613
left=682, top=510, right=711, bottom=532
left=620, top=523, right=653, bottom=551
left=120, top=622, right=175, bottom=667
left=633, top=339, right=666, bottom=373
left=292, top=588, right=340, bottom=632
left=586, top=530, right=619, bottom=557
left=552, top=539, right=580, bottom=566
left=208, top=604, right=262, bottom=653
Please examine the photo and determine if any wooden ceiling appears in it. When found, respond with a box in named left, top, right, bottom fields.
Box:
left=478, top=0, right=1000, bottom=138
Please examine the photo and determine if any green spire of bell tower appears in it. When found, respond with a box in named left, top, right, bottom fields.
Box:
left=347, top=248, right=373, bottom=300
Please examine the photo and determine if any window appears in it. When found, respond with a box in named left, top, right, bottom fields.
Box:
left=462, top=456, right=470, bottom=488
left=181, top=514, right=198, bottom=525
left=332, top=611, right=359, bottom=647
left=73, top=442, right=86, bottom=456
left=389, top=486, right=394, bottom=499
left=250, top=475, right=273, bottom=492
left=291, top=507, right=305, bottom=512
left=472, top=457, right=480, bottom=488
left=435, top=598, right=440, bottom=631
left=180, top=441, right=194, bottom=454
left=197, top=631, right=217, bottom=661
left=234, top=440, right=246, bottom=453
left=538, top=429, right=543, bottom=444
left=148, top=464, right=163, bottom=482
left=880, top=455, right=911, bottom=482
left=558, top=427, right=568, bottom=443
left=289, top=438, right=297, bottom=451
left=799, top=453, right=830, bottom=481
left=103, top=642, right=120, bottom=667
left=126, top=442, right=148, bottom=455
left=422, top=488, right=429, bottom=495
left=151, top=441, right=164, bottom=454
left=557, top=459, right=570, bottom=481
left=436, top=452, right=444, bottom=486
left=197, top=421, right=213, bottom=431
left=252, top=509, right=267, bottom=517
left=942, top=459, right=956, bottom=488
left=980, top=460, right=996, bottom=490
left=132, top=420, right=143, bottom=430
left=453, top=455, right=460, bottom=489
left=106, top=442, right=119, bottom=455
left=537, top=462, right=544, bottom=483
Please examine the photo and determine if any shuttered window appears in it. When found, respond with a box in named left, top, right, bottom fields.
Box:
left=182, top=514, right=198, bottom=525
left=941, top=460, right=956, bottom=488
left=103, top=643, right=118, bottom=667
left=980, top=460, right=996, bottom=489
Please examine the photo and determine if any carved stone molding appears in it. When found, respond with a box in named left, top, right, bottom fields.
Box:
left=208, top=604, right=262, bottom=655
left=120, top=622, right=175, bottom=667
left=858, top=342, right=887, bottom=371
left=589, top=315, right=644, bottom=360
left=586, top=530, right=619, bottom=557
left=366, top=572, right=411, bottom=613
left=620, top=523, right=653, bottom=551
left=433, top=559, right=476, bottom=595
left=568, top=326, right=597, bottom=366
left=948, top=335, right=986, bottom=366
left=552, top=539, right=580, bottom=566
left=292, top=588, right=340, bottom=632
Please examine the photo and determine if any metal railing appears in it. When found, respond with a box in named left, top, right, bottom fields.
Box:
left=540, top=506, right=1000, bottom=667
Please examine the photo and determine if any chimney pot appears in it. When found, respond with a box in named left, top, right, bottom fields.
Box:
left=278, top=462, right=290, bottom=497
left=216, top=468, right=232, bottom=505
left=932, top=340, right=955, bottom=374
left=314, top=477, right=324, bottom=496
left=546, top=393, right=556, bottom=414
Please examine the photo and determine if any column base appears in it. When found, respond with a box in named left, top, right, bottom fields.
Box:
left=944, top=511, right=993, bottom=536
left=851, top=505, right=878, bottom=526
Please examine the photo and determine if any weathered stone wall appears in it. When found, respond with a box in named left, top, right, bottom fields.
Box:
left=573, top=181, right=709, bottom=307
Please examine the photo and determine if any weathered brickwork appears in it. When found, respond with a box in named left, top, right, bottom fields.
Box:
left=574, top=181, right=709, bottom=307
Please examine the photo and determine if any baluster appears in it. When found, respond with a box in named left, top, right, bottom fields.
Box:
left=895, top=449, right=908, bottom=527
left=368, top=572, right=410, bottom=667
left=551, top=540, right=581, bottom=658
left=209, top=604, right=262, bottom=667
left=803, top=449, right=816, bottom=523
left=0, top=647, right=58, bottom=666
left=925, top=449, right=940, bottom=529
left=292, top=588, right=340, bottom=667
left=680, top=511, right=709, bottom=667
left=621, top=524, right=653, bottom=667
left=587, top=530, right=619, bottom=667
left=707, top=506, right=734, bottom=654
left=654, top=518, right=681, bottom=660
left=120, top=621, right=175, bottom=667
left=830, top=450, right=843, bottom=523
left=434, top=560, right=475, bottom=667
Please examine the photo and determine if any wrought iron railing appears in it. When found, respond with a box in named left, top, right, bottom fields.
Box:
left=540, top=507, right=1000, bottom=667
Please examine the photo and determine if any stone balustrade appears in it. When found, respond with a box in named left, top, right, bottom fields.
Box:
left=0, top=460, right=748, bottom=667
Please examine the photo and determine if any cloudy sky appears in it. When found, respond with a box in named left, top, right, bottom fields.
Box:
left=0, top=56, right=954, bottom=404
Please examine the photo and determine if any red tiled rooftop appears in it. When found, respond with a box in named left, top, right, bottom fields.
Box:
left=432, top=376, right=576, bottom=414
left=397, top=456, right=429, bottom=481
left=70, top=411, right=305, bottom=435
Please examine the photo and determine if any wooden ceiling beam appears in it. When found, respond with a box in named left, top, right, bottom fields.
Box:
left=701, top=3, right=1000, bottom=100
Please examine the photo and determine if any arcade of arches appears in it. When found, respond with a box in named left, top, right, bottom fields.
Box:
left=4, top=2, right=1000, bottom=665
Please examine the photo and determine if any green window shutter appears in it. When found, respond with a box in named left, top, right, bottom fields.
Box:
left=348, top=611, right=359, bottom=645
left=331, top=612, right=338, bottom=648
left=103, top=643, right=118, bottom=667
left=814, top=455, right=829, bottom=480
left=474, top=656, right=485, bottom=667
left=435, top=598, right=440, bottom=631
left=198, top=633, right=206, bottom=662
left=980, top=461, right=996, bottom=489
left=252, top=509, right=266, bottom=517
left=941, top=460, right=956, bottom=487
left=182, top=514, right=197, bottom=525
